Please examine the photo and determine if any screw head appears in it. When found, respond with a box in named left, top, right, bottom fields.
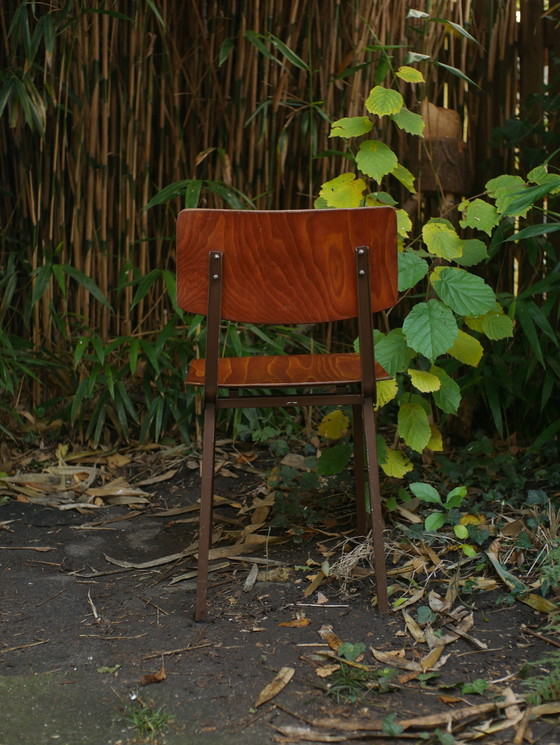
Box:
left=358, top=248, right=365, bottom=255
left=359, top=269, right=366, bottom=276
left=212, top=274, right=219, bottom=280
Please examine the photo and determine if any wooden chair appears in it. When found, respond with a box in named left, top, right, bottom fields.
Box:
left=176, top=207, right=397, bottom=621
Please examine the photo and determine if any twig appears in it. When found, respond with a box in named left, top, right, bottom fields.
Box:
left=522, top=626, right=560, bottom=649
left=36, top=589, right=66, bottom=607
left=142, top=642, right=213, bottom=659
left=0, top=640, right=49, bottom=655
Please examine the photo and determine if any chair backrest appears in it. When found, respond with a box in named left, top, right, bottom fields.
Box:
left=176, top=207, right=397, bottom=324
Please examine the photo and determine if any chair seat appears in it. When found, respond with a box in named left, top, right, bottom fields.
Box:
left=186, top=352, right=391, bottom=388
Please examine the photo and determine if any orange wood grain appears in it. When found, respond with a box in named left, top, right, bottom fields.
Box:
left=176, top=207, right=397, bottom=324
left=186, top=352, right=391, bottom=388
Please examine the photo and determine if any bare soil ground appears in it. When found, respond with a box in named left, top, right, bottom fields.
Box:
left=1, top=451, right=559, bottom=745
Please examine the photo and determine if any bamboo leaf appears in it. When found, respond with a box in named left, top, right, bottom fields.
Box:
left=434, top=61, right=479, bottom=88
left=61, top=265, right=113, bottom=310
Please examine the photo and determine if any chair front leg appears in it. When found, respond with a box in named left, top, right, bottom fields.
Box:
left=195, top=400, right=217, bottom=622
left=352, top=404, right=367, bottom=536
left=362, top=397, right=389, bottom=613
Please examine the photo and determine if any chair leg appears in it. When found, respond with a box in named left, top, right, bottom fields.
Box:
left=195, top=401, right=217, bottom=622
left=361, top=398, right=389, bottom=613
left=352, top=404, right=367, bottom=536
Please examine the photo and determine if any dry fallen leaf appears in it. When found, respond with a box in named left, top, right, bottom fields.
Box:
left=279, top=617, right=311, bottom=628
left=318, top=625, right=343, bottom=653
left=140, top=663, right=166, bottom=686
left=254, top=666, right=295, bottom=707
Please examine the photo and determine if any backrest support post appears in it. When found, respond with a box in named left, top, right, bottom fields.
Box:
left=355, top=246, right=377, bottom=403
left=204, top=251, right=223, bottom=403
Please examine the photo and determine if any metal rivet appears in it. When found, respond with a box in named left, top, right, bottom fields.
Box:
left=214, top=253, right=220, bottom=259
left=358, top=248, right=365, bottom=255
left=212, top=274, right=219, bottom=280
left=359, top=269, right=365, bottom=276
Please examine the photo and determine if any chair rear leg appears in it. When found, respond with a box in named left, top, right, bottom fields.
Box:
left=195, top=401, right=217, bottom=622
left=352, top=404, right=367, bottom=536
left=362, top=398, right=389, bottom=613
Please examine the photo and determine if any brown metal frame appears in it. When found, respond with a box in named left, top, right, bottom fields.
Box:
left=192, top=244, right=389, bottom=621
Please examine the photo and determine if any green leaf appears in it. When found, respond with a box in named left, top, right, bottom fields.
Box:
left=396, top=66, right=425, bottom=83
left=398, top=402, right=431, bottom=452
left=398, top=252, right=429, bottom=291
left=445, top=485, right=467, bottom=508
left=465, top=308, right=514, bottom=340
left=454, top=238, right=488, bottom=267
left=446, top=329, right=483, bottom=368
left=338, top=642, right=366, bottom=661
left=317, top=443, right=353, bottom=476
left=375, top=328, right=416, bottom=376
left=365, top=86, right=404, bottom=116
left=390, top=107, right=424, bottom=136
left=402, top=300, right=458, bottom=362
left=459, top=199, right=499, bottom=235
left=430, top=366, right=462, bottom=414
left=409, top=482, right=442, bottom=504
left=431, top=267, right=496, bottom=317
left=425, top=512, right=446, bottom=532
left=454, top=524, right=469, bottom=539
left=319, top=173, right=366, bottom=208
left=356, top=141, right=398, bottom=182
left=391, top=163, right=416, bottom=192
left=486, top=173, right=526, bottom=198
left=329, top=116, right=373, bottom=139
left=380, top=449, right=413, bottom=478
left=422, top=220, right=463, bottom=260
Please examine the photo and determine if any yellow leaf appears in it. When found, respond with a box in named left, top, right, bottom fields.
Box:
left=381, top=449, right=413, bottom=478
left=519, top=594, right=559, bottom=613
left=447, top=329, right=483, bottom=367
left=375, top=378, right=398, bottom=409
left=460, top=513, right=485, bottom=526
left=421, top=645, right=446, bottom=672
left=254, top=667, right=295, bottom=707
left=318, top=409, right=349, bottom=439
left=427, top=424, right=443, bottom=451
left=408, top=369, right=441, bottom=393
left=319, top=172, right=366, bottom=208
